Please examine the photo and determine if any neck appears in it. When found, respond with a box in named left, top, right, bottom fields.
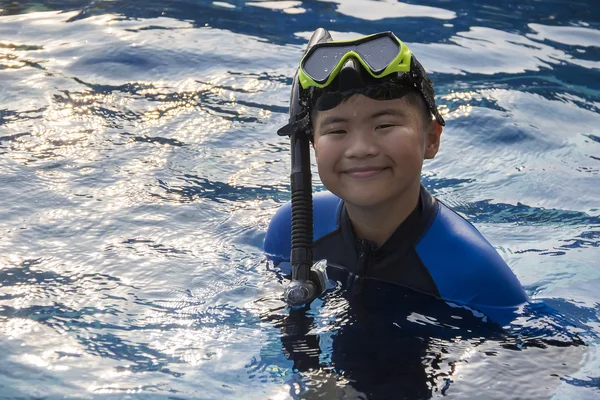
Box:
left=345, top=180, right=421, bottom=247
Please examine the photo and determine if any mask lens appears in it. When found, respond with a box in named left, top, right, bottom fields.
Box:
left=302, top=45, right=353, bottom=83
left=355, top=35, right=400, bottom=73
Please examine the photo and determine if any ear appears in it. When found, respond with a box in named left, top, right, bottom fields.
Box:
left=424, top=122, right=443, bottom=159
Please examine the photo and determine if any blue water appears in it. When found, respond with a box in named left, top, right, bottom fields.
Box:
left=0, top=0, right=599, bottom=398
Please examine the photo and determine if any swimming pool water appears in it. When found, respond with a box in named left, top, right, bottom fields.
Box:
left=0, top=0, right=599, bottom=398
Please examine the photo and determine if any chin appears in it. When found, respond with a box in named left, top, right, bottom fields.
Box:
left=339, top=191, right=388, bottom=208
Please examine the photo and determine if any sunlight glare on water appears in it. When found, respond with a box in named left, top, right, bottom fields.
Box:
left=0, top=0, right=599, bottom=399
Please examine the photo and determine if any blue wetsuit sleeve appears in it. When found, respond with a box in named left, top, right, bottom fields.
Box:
left=417, top=203, right=529, bottom=325
left=263, top=191, right=341, bottom=279
left=264, top=192, right=342, bottom=264
left=264, top=202, right=292, bottom=265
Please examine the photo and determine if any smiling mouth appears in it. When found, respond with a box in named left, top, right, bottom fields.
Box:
left=342, top=167, right=389, bottom=179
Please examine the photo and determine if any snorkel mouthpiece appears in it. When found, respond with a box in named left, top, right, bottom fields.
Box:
left=284, top=280, right=317, bottom=307
left=284, top=259, right=328, bottom=307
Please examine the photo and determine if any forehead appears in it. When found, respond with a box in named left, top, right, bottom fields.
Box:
left=313, top=94, right=417, bottom=124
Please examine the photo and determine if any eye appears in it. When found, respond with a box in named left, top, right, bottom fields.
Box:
left=326, top=129, right=347, bottom=135
left=376, top=124, right=396, bottom=130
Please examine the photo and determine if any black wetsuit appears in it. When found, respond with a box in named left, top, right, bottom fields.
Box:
left=264, top=184, right=528, bottom=324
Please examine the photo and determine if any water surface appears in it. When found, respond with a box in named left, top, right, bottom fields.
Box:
left=0, top=0, right=599, bottom=398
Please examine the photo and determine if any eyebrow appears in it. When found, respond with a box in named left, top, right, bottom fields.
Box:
left=318, top=108, right=407, bottom=130
left=366, top=108, right=407, bottom=121
left=318, top=116, right=349, bottom=130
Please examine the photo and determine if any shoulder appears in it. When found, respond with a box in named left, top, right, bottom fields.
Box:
left=263, top=191, right=343, bottom=263
left=416, top=200, right=528, bottom=311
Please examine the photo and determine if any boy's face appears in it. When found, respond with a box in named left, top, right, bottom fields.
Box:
left=312, top=94, right=442, bottom=208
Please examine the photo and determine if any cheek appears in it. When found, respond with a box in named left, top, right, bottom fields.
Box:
left=384, top=132, right=426, bottom=162
left=381, top=137, right=424, bottom=171
left=313, top=141, right=339, bottom=175
left=314, top=147, right=334, bottom=170
left=314, top=138, right=333, bottom=161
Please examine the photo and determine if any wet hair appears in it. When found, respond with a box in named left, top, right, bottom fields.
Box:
left=395, top=89, right=433, bottom=129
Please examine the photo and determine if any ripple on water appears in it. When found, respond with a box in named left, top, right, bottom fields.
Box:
left=1, top=1, right=600, bottom=399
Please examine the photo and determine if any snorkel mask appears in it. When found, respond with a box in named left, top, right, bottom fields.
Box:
left=278, top=30, right=445, bottom=138
left=279, top=28, right=445, bottom=307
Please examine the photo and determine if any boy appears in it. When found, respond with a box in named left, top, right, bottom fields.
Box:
left=264, top=28, right=528, bottom=324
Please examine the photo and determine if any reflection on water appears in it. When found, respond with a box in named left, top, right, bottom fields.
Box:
left=261, top=281, right=590, bottom=399
left=1, top=0, right=599, bottom=398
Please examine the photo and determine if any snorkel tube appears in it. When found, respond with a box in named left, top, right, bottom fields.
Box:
left=284, top=109, right=315, bottom=307
left=278, top=29, right=332, bottom=307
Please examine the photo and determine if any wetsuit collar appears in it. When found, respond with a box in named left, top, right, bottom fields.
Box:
left=340, top=184, right=438, bottom=259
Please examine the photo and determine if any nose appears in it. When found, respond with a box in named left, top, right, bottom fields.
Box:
left=344, top=129, right=380, bottom=159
